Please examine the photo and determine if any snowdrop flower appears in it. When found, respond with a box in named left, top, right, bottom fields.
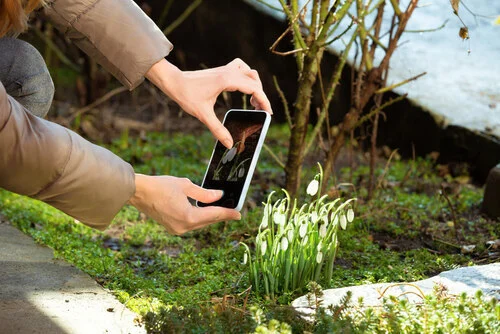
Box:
left=311, top=211, right=318, bottom=223
left=347, top=208, right=355, bottom=222
left=261, top=241, right=267, bottom=256
left=302, top=235, right=309, bottom=246
left=306, top=179, right=319, bottom=196
left=287, top=229, right=294, bottom=242
left=332, top=214, right=339, bottom=226
left=222, top=147, right=237, bottom=164
left=273, top=211, right=286, bottom=226
left=340, top=214, right=347, bottom=230
left=243, top=252, right=248, bottom=265
left=260, top=206, right=270, bottom=229
left=281, top=237, right=289, bottom=251
left=317, top=241, right=323, bottom=251
left=316, top=252, right=323, bottom=264
left=322, top=215, right=329, bottom=226
left=319, top=223, right=327, bottom=238
left=238, top=167, right=245, bottom=178
left=299, top=223, right=307, bottom=238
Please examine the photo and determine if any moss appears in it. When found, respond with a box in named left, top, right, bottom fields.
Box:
left=1, top=127, right=497, bottom=331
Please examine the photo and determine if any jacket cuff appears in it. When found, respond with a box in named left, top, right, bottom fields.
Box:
left=45, top=0, right=173, bottom=89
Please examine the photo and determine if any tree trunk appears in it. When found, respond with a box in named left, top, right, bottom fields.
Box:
left=285, top=48, right=324, bottom=198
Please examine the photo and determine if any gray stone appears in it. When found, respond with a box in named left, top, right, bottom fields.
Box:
left=482, top=165, right=500, bottom=220
left=0, top=221, right=145, bottom=334
left=292, top=264, right=500, bottom=316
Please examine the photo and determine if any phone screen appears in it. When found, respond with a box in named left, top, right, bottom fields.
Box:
left=198, top=110, right=268, bottom=209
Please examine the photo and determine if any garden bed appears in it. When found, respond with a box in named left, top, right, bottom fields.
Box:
left=0, top=125, right=498, bottom=332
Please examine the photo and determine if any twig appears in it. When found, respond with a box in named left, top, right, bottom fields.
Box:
left=377, top=283, right=426, bottom=300
left=254, top=0, right=282, bottom=12
left=439, top=184, right=459, bottom=240
left=163, top=0, right=203, bottom=36
left=263, top=143, right=285, bottom=169
left=269, top=3, right=310, bottom=56
left=376, top=148, right=399, bottom=190
left=375, top=72, right=426, bottom=94
left=69, top=86, right=128, bottom=120
left=406, top=19, right=449, bottom=33
left=272, top=76, right=293, bottom=129
left=157, top=0, right=174, bottom=29
left=31, top=25, right=81, bottom=72
left=356, top=94, right=407, bottom=128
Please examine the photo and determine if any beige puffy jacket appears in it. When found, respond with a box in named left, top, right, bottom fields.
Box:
left=0, top=0, right=173, bottom=229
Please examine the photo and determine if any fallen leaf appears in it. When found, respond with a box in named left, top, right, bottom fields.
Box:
left=450, top=0, right=459, bottom=14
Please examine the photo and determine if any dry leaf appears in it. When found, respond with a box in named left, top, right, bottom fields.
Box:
left=459, top=27, right=469, bottom=40
left=450, top=0, right=459, bottom=14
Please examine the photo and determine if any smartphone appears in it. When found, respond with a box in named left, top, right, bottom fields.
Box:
left=197, top=109, right=271, bottom=211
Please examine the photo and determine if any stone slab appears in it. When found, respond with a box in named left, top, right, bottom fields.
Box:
left=292, top=263, right=500, bottom=315
left=0, top=221, right=145, bottom=334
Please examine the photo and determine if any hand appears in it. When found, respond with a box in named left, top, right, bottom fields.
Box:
left=128, top=174, right=241, bottom=235
left=146, top=58, right=272, bottom=149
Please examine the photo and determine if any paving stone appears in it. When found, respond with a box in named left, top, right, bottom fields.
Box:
left=482, top=164, right=500, bottom=220
left=0, top=221, right=145, bottom=334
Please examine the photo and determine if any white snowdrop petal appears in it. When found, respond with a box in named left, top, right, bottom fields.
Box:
left=299, top=223, right=307, bottom=238
left=319, top=224, right=327, bottom=238
left=347, top=208, right=355, bottom=222
left=287, top=229, right=294, bottom=242
left=306, top=179, right=319, bottom=196
left=311, top=211, right=318, bottom=223
left=243, top=252, right=248, bottom=265
left=332, top=214, right=339, bottom=226
left=260, top=217, right=268, bottom=229
left=274, top=212, right=286, bottom=226
left=261, top=241, right=267, bottom=256
left=281, top=237, right=289, bottom=251
left=238, top=168, right=245, bottom=178
left=226, top=147, right=237, bottom=162
left=302, top=235, right=309, bottom=246
left=316, top=252, right=323, bottom=264
left=340, top=214, right=347, bottom=230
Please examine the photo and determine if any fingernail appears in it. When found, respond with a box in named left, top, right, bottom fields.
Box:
left=212, top=190, right=224, bottom=197
left=223, top=138, right=233, bottom=148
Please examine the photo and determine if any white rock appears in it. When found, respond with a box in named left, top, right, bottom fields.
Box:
left=292, top=263, right=500, bottom=316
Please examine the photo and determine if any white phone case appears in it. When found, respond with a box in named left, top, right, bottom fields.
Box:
left=198, top=109, right=271, bottom=211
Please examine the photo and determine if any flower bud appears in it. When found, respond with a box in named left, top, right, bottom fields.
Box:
left=316, top=252, right=323, bottom=264
left=340, top=214, right=347, bottom=230
left=306, top=179, right=319, bottom=196
left=281, top=237, right=289, bottom=251
left=347, top=208, right=355, bottom=222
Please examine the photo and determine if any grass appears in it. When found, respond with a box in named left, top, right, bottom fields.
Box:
left=0, top=124, right=498, bottom=332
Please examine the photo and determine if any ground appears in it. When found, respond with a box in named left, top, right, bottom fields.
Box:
left=0, top=124, right=498, bottom=332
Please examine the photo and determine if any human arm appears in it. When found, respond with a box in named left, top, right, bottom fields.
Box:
left=0, top=81, right=135, bottom=230
left=44, top=0, right=172, bottom=89
left=44, top=0, right=272, bottom=148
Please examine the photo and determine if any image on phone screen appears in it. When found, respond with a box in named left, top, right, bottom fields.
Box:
left=198, top=110, right=269, bottom=210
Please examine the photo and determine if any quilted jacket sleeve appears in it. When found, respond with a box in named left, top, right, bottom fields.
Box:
left=44, top=0, right=173, bottom=89
left=0, top=81, right=135, bottom=230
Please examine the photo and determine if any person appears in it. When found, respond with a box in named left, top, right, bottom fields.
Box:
left=0, top=0, right=273, bottom=234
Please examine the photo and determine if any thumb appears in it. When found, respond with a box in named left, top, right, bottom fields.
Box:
left=202, top=109, right=233, bottom=149
left=184, top=182, right=224, bottom=204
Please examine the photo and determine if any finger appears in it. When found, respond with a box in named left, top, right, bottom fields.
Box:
left=184, top=181, right=224, bottom=203
left=188, top=207, right=242, bottom=229
left=199, top=108, right=234, bottom=149
left=225, top=74, right=273, bottom=114
left=250, top=95, right=264, bottom=111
